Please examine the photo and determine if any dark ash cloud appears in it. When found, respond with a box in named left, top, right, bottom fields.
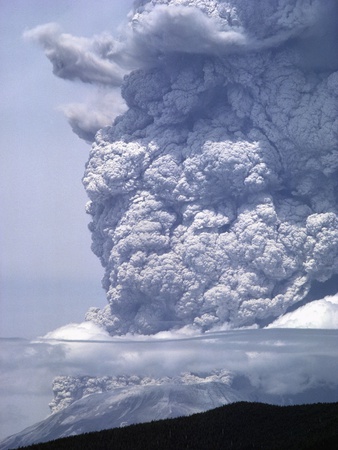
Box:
left=59, top=90, right=127, bottom=143
left=24, top=23, right=125, bottom=86
left=82, top=0, right=338, bottom=334
left=26, top=0, right=338, bottom=334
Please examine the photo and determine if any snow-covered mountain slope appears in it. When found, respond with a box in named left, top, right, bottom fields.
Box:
left=0, top=381, right=248, bottom=449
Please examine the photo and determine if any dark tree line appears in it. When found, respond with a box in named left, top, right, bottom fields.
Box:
left=17, top=401, right=338, bottom=450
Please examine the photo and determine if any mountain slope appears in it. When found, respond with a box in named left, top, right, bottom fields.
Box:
left=0, top=382, right=248, bottom=450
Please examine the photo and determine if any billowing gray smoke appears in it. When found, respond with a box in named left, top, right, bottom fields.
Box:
left=30, top=0, right=338, bottom=334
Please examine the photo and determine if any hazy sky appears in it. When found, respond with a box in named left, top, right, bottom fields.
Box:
left=0, top=0, right=133, bottom=338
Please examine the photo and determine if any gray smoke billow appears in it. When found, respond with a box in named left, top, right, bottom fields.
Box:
left=28, top=0, right=338, bottom=335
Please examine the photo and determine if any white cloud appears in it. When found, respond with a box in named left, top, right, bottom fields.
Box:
left=1, top=328, right=338, bottom=440
left=268, top=294, right=338, bottom=329
left=43, top=321, right=112, bottom=341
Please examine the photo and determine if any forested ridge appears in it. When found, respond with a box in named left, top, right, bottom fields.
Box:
left=17, top=401, right=338, bottom=449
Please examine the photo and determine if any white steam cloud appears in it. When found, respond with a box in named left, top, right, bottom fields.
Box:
left=268, top=293, right=338, bottom=329
left=26, top=0, right=338, bottom=335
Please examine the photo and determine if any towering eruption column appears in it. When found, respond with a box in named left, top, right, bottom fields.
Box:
left=83, top=0, right=338, bottom=335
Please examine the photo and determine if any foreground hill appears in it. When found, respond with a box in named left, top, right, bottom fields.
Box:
left=18, top=401, right=338, bottom=450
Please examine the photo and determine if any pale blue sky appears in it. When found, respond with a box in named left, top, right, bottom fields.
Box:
left=0, top=0, right=133, bottom=338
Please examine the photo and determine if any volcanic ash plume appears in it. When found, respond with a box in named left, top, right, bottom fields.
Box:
left=81, top=0, right=338, bottom=335
left=30, top=0, right=338, bottom=335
